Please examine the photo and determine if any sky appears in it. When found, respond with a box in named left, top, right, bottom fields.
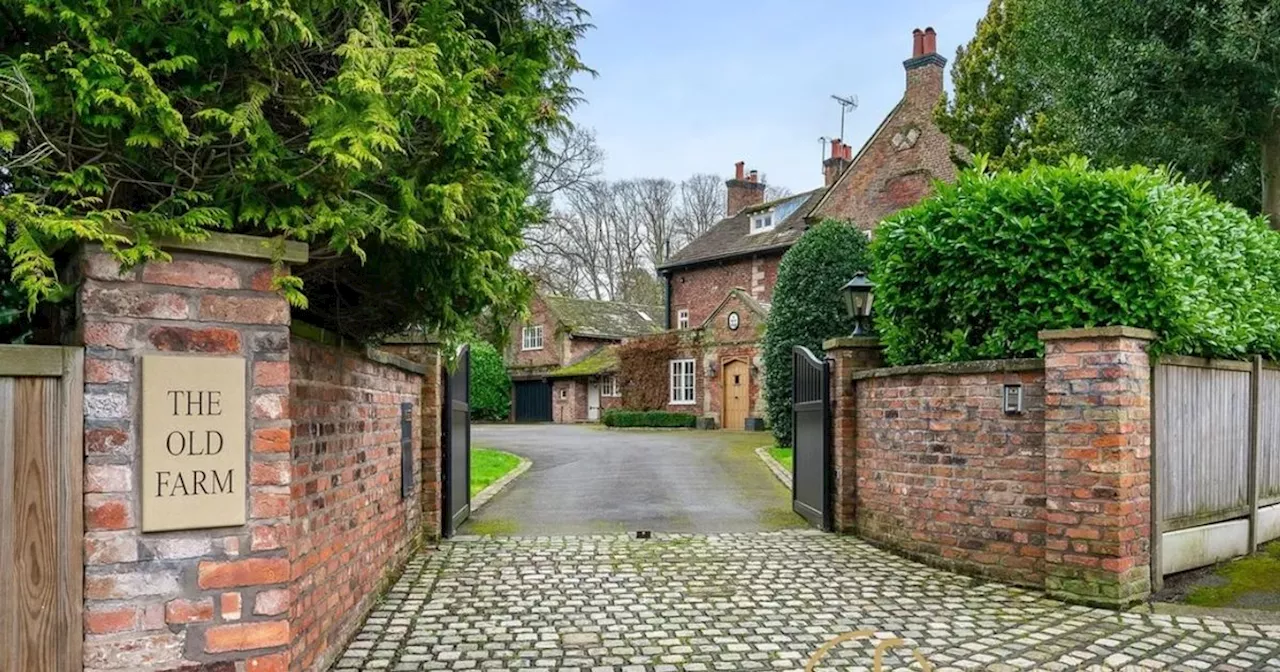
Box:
left=570, top=0, right=989, bottom=193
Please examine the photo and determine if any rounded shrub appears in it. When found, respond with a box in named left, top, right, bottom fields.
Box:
left=873, top=157, right=1280, bottom=365
left=469, top=340, right=511, bottom=421
left=763, top=219, right=872, bottom=446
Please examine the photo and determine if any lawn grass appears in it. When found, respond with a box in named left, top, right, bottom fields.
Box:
left=767, top=446, right=793, bottom=472
left=1185, top=541, right=1280, bottom=610
left=470, top=447, right=522, bottom=497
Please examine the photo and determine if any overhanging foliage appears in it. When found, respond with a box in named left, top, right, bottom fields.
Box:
left=0, top=0, right=588, bottom=341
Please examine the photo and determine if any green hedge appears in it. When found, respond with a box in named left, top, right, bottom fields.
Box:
left=602, top=410, right=697, bottom=428
left=469, top=340, right=511, bottom=421
left=874, top=158, right=1280, bottom=365
left=762, top=219, right=871, bottom=446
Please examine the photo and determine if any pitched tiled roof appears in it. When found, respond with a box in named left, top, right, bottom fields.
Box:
left=547, top=345, right=619, bottom=378
left=657, top=188, right=826, bottom=270
left=543, top=295, right=663, bottom=339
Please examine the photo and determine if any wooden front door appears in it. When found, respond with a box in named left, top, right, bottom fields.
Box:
left=722, top=360, right=750, bottom=431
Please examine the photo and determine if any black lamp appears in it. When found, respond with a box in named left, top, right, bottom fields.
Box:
left=841, top=272, right=875, bottom=336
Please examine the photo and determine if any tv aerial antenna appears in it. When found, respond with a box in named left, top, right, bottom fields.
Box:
left=831, top=94, right=858, bottom=140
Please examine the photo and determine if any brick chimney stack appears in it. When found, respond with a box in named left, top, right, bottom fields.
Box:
left=726, top=161, right=767, bottom=215
left=823, top=138, right=853, bottom=187
left=904, top=26, right=946, bottom=104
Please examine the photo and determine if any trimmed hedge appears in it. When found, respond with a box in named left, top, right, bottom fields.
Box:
left=602, top=409, right=697, bottom=428
left=874, top=158, right=1280, bottom=365
left=762, top=219, right=872, bottom=446
left=469, top=340, right=511, bottom=421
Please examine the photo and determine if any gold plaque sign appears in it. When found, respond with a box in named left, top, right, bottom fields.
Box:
left=142, top=355, right=247, bottom=532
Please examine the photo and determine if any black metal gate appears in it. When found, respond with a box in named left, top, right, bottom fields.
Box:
left=441, top=344, right=471, bottom=537
left=513, top=379, right=552, bottom=422
left=792, top=345, right=832, bottom=530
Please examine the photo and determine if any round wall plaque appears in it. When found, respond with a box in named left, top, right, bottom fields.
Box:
left=727, top=312, right=740, bottom=330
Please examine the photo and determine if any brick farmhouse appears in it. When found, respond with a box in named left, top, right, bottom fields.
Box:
left=649, top=27, right=963, bottom=429
left=506, top=293, right=662, bottom=422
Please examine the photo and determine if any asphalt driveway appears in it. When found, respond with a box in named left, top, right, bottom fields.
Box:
left=463, top=424, right=800, bottom=535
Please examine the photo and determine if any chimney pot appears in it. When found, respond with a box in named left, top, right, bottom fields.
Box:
left=830, top=138, right=842, bottom=159
left=748, top=169, right=759, bottom=183
left=912, top=28, right=925, bottom=58
left=734, top=161, right=745, bottom=180
left=843, top=143, right=852, bottom=160
left=924, top=27, right=937, bottom=55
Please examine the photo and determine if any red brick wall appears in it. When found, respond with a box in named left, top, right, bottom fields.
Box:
left=1041, top=328, right=1154, bottom=607
left=77, top=249, right=294, bottom=672
left=852, top=362, right=1047, bottom=587
left=669, top=253, right=782, bottom=329
left=288, top=337, right=423, bottom=672
left=507, top=294, right=563, bottom=372
left=812, top=59, right=958, bottom=230
left=829, top=328, right=1157, bottom=606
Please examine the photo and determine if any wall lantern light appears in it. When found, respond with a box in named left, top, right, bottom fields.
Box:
left=1003, top=384, right=1024, bottom=414
left=706, top=361, right=718, bottom=379
left=841, top=272, right=876, bottom=336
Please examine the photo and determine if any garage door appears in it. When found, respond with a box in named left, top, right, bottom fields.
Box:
left=514, top=380, right=552, bottom=422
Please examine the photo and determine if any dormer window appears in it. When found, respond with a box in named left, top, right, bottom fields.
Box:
left=750, top=212, right=775, bottom=234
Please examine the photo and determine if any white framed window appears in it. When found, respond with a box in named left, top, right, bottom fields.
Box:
left=521, top=324, right=544, bottom=350
left=601, top=375, right=620, bottom=397
left=677, top=309, right=690, bottom=330
left=750, top=212, right=775, bottom=234
left=669, top=359, right=696, bottom=405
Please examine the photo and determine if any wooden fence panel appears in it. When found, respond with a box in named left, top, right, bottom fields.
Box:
left=1155, top=363, right=1251, bottom=528
left=1262, top=367, right=1280, bottom=505
left=0, top=346, right=84, bottom=672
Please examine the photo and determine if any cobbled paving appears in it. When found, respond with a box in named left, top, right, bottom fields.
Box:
left=335, top=531, right=1280, bottom=671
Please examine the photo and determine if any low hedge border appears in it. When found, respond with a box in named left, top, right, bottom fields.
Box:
left=602, top=409, right=697, bottom=428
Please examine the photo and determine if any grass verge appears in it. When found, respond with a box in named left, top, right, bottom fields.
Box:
left=471, top=447, right=522, bottom=498
left=1184, top=542, right=1280, bottom=610
left=768, top=446, right=793, bottom=472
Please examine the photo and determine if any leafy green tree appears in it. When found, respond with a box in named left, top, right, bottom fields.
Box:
left=762, top=220, right=871, bottom=446
left=469, top=340, right=511, bottom=421
left=874, top=158, right=1280, bottom=366
left=1016, top=0, right=1280, bottom=224
left=0, top=0, right=588, bottom=340
left=936, top=0, right=1073, bottom=171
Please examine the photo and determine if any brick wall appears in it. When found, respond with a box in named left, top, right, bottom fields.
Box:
left=1041, top=327, right=1154, bottom=608
left=851, top=361, right=1047, bottom=587
left=668, top=254, right=781, bottom=330
left=78, top=248, right=294, bottom=672
left=288, top=337, right=423, bottom=671
left=811, top=37, right=958, bottom=230
left=75, top=242, right=440, bottom=671
left=507, top=294, right=563, bottom=373
left=827, top=327, right=1157, bottom=607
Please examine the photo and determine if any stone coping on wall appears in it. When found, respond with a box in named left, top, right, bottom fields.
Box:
left=290, top=320, right=429, bottom=376
left=122, top=229, right=311, bottom=264
left=823, top=336, right=884, bottom=350
left=848, top=357, right=1044, bottom=382
left=1038, top=326, right=1157, bottom=341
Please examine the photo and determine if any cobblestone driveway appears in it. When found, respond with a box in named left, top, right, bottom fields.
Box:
left=336, top=531, right=1280, bottom=671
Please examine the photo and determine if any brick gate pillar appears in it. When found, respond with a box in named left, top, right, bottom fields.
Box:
left=1040, top=326, right=1155, bottom=608
left=75, top=236, right=305, bottom=671
left=823, top=337, right=884, bottom=533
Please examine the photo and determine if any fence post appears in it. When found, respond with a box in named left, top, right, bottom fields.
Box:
left=1248, top=355, right=1263, bottom=553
